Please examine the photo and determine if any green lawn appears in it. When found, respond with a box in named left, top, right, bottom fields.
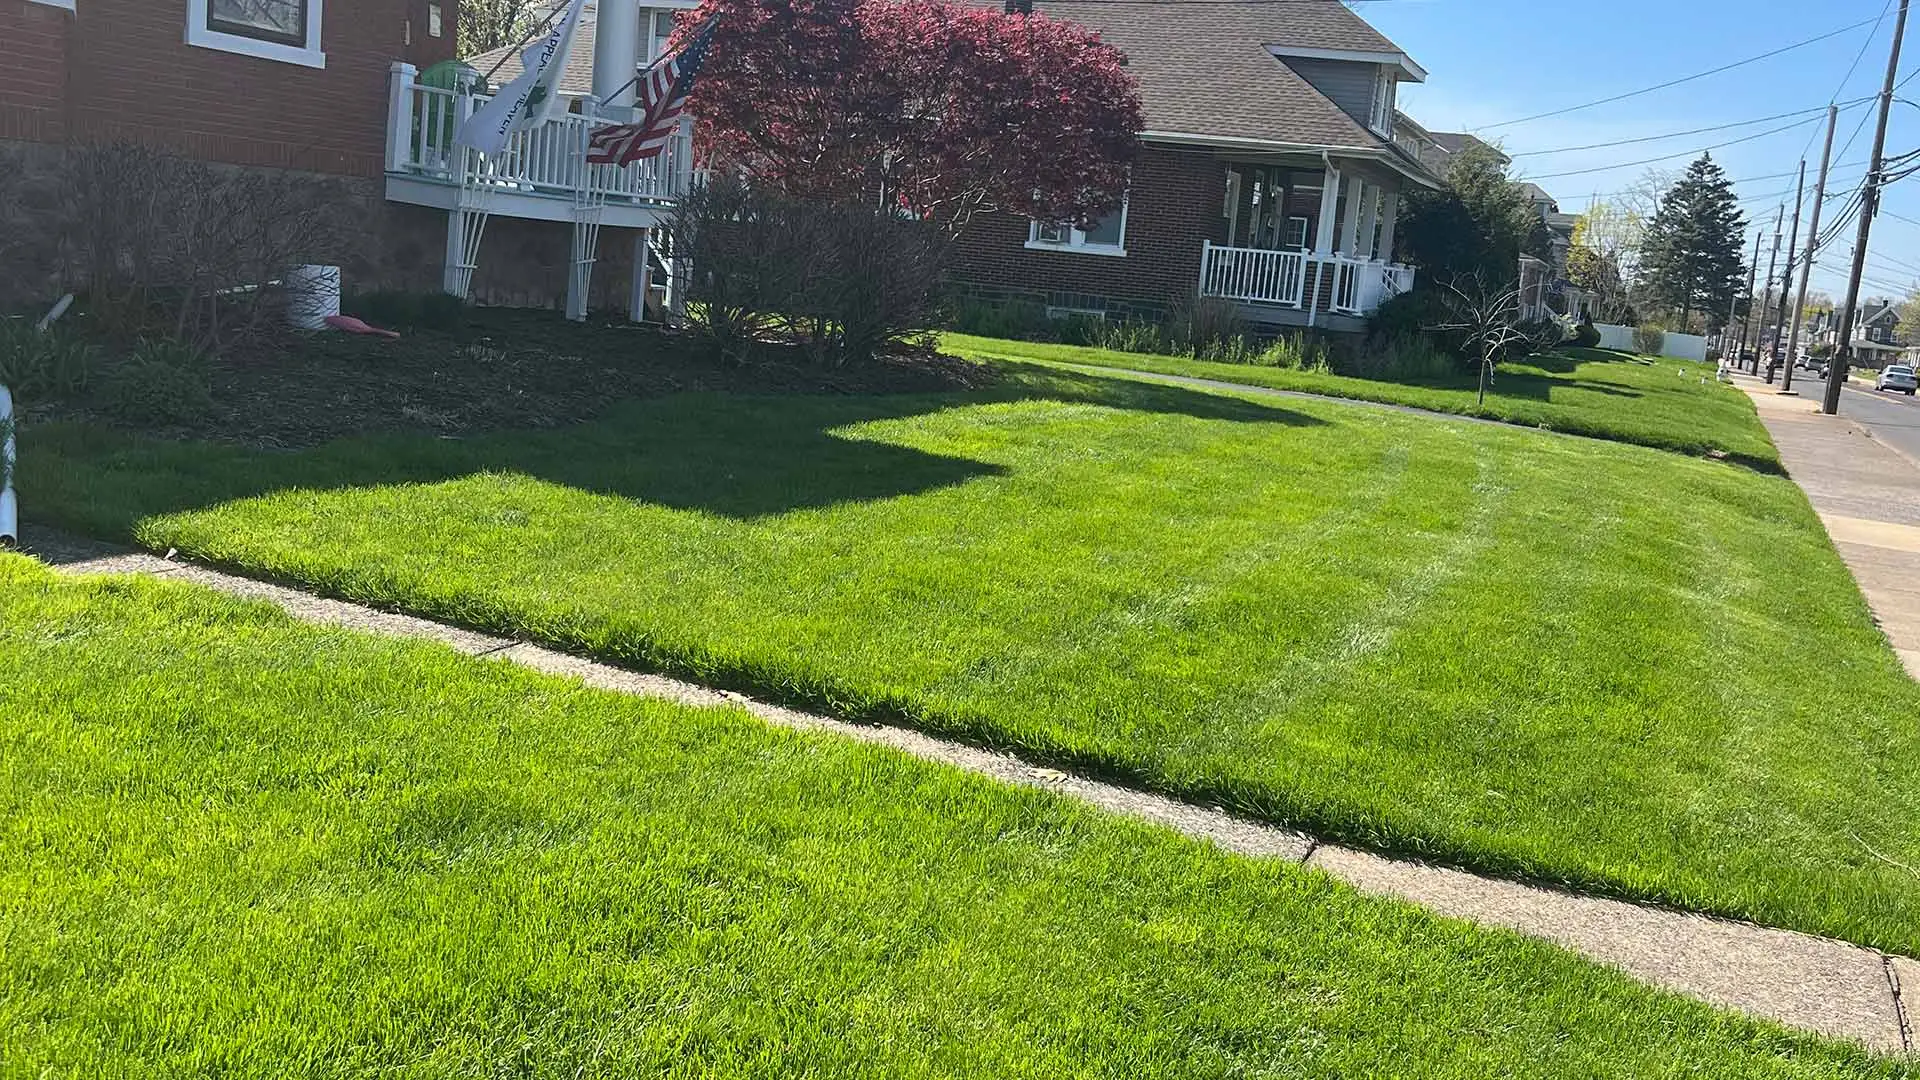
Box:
left=943, top=334, right=1779, bottom=469
left=0, top=555, right=1902, bottom=1076
left=22, top=365, right=1920, bottom=955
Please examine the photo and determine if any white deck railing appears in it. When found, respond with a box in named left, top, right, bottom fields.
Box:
left=385, top=65, right=690, bottom=205
left=1199, top=242, right=1416, bottom=320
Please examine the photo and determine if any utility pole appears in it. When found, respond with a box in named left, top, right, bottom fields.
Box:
left=1767, top=160, right=1807, bottom=384
left=1737, top=229, right=1763, bottom=364
left=1827, top=0, right=1910, bottom=414
left=1756, top=205, right=1783, bottom=375
left=1784, top=106, right=1838, bottom=395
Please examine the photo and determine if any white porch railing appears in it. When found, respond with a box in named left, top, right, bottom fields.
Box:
left=385, top=67, right=691, bottom=205
left=1199, top=246, right=1307, bottom=306
left=1199, top=242, right=1417, bottom=321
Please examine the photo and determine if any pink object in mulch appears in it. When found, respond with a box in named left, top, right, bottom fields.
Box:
left=324, top=314, right=401, bottom=339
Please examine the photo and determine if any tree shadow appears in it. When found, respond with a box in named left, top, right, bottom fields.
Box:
left=27, top=365, right=1329, bottom=533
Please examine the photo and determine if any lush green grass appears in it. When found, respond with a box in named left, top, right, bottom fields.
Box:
left=22, top=365, right=1920, bottom=955
left=943, top=334, right=1780, bottom=469
left=0, top=555, right=1905, bottom=1077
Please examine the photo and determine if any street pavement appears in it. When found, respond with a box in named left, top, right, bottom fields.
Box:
left=1773, top=364, right=1920, bottom=466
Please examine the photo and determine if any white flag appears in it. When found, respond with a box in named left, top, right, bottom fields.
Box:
left=456, top=0, right=590, bottom=155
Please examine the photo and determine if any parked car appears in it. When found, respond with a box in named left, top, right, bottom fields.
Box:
left=1876, top=364, right=1919, bottom=395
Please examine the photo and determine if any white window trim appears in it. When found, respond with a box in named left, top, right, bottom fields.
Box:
left=1026, top=200, right=1129, bottom=258
left=27, top=0, right=77, bottom=10
left=1369, top=67, right=1395, bottom=137
left=187, top=1, right=326, bottom=69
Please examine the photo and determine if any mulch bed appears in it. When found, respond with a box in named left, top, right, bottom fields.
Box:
left=31, top=309, right=996, bottom=450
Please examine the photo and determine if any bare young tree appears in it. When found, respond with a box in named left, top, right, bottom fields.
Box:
left=1434, top=274, right=1534, bottom=406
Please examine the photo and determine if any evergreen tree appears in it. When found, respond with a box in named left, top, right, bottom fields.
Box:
left=1637, top=154, right=1746, bottom=331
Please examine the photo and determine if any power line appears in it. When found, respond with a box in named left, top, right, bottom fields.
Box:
left=1522, top=115, right=1826, bottom=181
left=1475, top=16, right=1890, bottom=132
left=1505, top=100, right=1870, bottom=159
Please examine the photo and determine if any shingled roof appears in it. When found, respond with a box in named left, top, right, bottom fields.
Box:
left=470, top=0, right=1425, bottom=158
left=466, top=18, right=601, bottom=97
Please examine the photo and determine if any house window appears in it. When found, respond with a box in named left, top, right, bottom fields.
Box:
left=1369, top=67, right=1395, bottom=135
left=1027, top=202, right=1128, bottom=257
left=1283, top=216, right=1309, bottom=250
left=644, top=9, right=678, bottom=64
left=428, top=1, right=443, bottom=36
left=188, top=0, right=326, bottom=67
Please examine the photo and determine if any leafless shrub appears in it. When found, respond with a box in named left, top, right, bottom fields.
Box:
left=63, top=142, right=356, bottom=355
left=672, top=177, right=949, bottom=366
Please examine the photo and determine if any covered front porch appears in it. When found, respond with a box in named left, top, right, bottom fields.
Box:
left=1200, top=156, right=1419, bottom=327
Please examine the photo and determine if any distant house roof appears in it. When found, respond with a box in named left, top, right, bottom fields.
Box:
left=1861, top=300, right=1900, bottom=326
left=466, top=15, right=600, bottom=97
left=1518, top=182, right=1557, bottom=208
left=472, top=0, right=1437, bottom=181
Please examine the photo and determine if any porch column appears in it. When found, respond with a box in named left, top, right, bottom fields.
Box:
left=1356, top=184, right=1380, bottom=260
left=1314, top=162, right=1341, bottom=255
left=1340, top=175, right=1367, bottom=255
left=385, top=61, right=417, bottom=173
left=594, top=0, right=642, bottom=112
left=1377, top=191, right=1401, bottom=264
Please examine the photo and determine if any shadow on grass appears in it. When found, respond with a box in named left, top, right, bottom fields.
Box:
left=27, top=364, right=1328, bottom=532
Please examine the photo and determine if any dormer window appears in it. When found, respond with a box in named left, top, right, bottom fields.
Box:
left=1369, top=67, right=1395, bottom=136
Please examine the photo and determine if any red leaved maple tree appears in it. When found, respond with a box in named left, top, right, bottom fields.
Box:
left=679, top=0, right=1142, bottom=234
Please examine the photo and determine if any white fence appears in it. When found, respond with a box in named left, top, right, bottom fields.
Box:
left=1595, top=324, right=1709, bottom=362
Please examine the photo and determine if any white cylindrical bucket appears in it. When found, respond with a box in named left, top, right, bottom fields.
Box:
left=1, top=385, right=16, bottom=548
left=286, top=264, right=342, bottom=331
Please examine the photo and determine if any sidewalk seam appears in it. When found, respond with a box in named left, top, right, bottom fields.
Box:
left=1892, top=956, right=1915, bottom=1053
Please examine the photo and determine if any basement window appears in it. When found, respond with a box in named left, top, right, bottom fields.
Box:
left=189, top=0, right=326, bottom=68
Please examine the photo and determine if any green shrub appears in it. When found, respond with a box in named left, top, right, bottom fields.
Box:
left=1571, top=317, right=1602, bottom=349
left=0, top=319, right=96, bottom=401
left=1633, top=325, right=1666, bottom=356
left=344, top=290, right=470, bottom=333
left=97, top=339, right=214, bottom=426
left=1515, top=317, right=1567, bottom=355
left=1093, top=319, right=1171, bottom=355
left=1251, top=334, right=1330, bottom=372
left=1338, top=334, right=1454, bottom=381
left=949, top=297, right=1056, bottom=343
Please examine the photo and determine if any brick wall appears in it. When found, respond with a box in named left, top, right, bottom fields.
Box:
left=950, top=145, right=1228, bottom=320
left=1, top=0, right=457, bottom=176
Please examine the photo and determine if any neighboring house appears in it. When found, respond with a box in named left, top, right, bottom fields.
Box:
left=950, top=0, right=1443, bottom=332
left=1849, top=299, right=1903, bottom=369
left=1515, top=185, right=1586, bottom=320
left=1, top=0, right=688, bottom=318
left=0, top=0, right=460, bottom=309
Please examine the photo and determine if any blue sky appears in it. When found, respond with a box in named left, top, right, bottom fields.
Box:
left=1364, top=0, right=1920, bottom=300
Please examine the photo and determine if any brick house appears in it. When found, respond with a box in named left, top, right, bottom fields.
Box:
left=0, top=0, right=687, bottom=316
left=950, top=0, right=1443, bottom=332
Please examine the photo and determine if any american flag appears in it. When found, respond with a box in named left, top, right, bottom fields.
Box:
left=587, top=16, right=718, bottom=166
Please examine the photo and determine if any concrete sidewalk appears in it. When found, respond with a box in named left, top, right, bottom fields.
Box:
left=1733, top=373, right=1920, bottom=679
